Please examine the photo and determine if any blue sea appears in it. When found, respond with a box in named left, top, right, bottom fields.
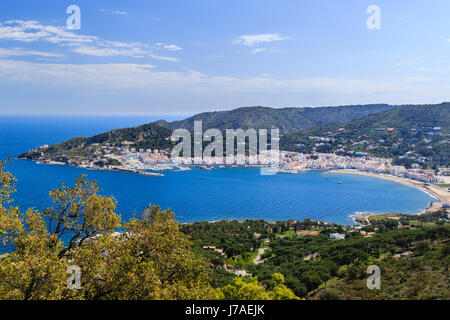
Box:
left=0, top=115, right=435, bottom=252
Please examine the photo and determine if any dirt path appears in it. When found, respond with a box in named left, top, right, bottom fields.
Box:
left=253, top=248, right=267, bottom=265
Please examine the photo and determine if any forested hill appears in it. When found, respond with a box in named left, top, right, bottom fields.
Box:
left=305, top=103, right=450, bottom=135
left=155, top=104, right=399, bottom=133
left=18, top=103, right=450, bottom=166
left=280, top=103, right=450, bottom=165
left=18, top=122, right=174, bottom=162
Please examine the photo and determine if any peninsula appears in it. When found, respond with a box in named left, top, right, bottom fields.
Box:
left=18, top=104, right=449, bottom=206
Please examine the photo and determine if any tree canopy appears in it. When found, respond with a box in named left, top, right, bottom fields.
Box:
left=0, top=160, right=216, bottom=300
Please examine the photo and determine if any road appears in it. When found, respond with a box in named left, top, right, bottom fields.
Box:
left=253, top=248, right=268, bottom=265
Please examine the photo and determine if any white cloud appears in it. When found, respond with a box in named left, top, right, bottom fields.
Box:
left=112, top=11, right=127, bottom=15
left=0, top=47, right=62, bottom=58
left=0, top=59, right=415, bottom=96
left=0, top=20, right=97, bottom=43
left=1, top=59, right=448, bottom=113
left=163, top=44, right=182, bottom=51
left=71, top=46, right=142, bottom=57
left=251, top=47, right=283, bottom=54
left=403, top=76, right=435, bottom=83
left=234, top=33, right=290, bottom=47
left=71, top=45, right=178, bottom=61
left=0, top=20, right=178, bottom=61
left=251, top=48, right=268, bottom=54
left=155, top=43, right=183, bottom=51
left=99, top=9, right=128, bottom=15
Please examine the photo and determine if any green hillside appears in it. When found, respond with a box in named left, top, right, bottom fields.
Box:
left=280, top=103, right=450, bottom=166
left=18, top=123, right=174, bottom=164
left=18, top=103, right=450, bottom=167
left=156, top=104, right=399, bottom=133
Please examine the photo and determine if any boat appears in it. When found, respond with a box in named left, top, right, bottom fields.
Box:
left=338, top=181, right=343, bottom=184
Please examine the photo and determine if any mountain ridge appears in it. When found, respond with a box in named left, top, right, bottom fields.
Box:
left=155, top=104, right=400, bottom=133
left=18, top=103, right=450, bottom=166
left=280, top=103, right=450, bottom=166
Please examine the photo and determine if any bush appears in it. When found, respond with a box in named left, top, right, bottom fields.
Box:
left=320, top=291, right=341, bottom=300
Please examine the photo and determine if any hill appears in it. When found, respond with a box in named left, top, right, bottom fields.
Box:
left=308, top=240, right=449, bottom=300
left=18, top=123, right=174, bottom=165
left=182, top=210, right=449, bottom=300
left=18, top=103, right=450, bottom=167
left=156, top=104, right=399, bottom=133
left=17, top=104, right=399, bottom=165
left=280, top=103, right=450, bottom=167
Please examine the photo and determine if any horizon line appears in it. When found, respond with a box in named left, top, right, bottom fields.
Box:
left=0, top=113, right=192, bottom=117
left=0, top=101, right=448, bottom=117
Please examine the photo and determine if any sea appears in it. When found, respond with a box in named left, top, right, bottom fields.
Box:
left=0, top=115, right=435, bottom=253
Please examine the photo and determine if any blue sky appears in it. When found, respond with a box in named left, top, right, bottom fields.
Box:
left=0, top=0, right=449, bottom=115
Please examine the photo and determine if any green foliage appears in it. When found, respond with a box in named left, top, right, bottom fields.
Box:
left=162, top=105, right=397, bottom=133
left=319, top=291, right=341, bottom=300
left=19, top=103, right=450, bottom=167
left=18, top=123, right=174, bottom=163
left=182, top=220, right=271, bottom=259
left=217, top=273, right=300, bottom=300
left=1, top=159, right=449, bottom=300
left=281, top=103, right=450, bottom=165
left=250, top=221, right=449, bottom=298
left=0, top=164, right=216, bottom=300
left=311, top=241, right=449, bottom=300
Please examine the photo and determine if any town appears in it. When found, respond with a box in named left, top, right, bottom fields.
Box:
left=30, top=139, right=449, bottom=186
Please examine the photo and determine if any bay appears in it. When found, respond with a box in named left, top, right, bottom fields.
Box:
left=0, top=115, right=435, bottom=253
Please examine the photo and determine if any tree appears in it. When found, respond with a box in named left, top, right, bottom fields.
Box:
left=217, top=273, right=300, bottom=300
left=300, top=271, right=322, bottom=291
left=217, top=276, right=271, bottom=300
left=0, top=208, right=68, bottom=300
left=44, top=175, right=121, bottom=258
left=0, top=162, right=216, bottom=300
left=319, top=291, right=341, bottom=300
left=269, top=273, right=300, bottom=300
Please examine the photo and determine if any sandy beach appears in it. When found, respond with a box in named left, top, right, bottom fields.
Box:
left=324, top=169, right=450, bottom=213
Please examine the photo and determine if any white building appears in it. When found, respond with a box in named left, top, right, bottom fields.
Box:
left=330, top=233, right=345, bottom=240
left=389, top=166, right=406, bottom=176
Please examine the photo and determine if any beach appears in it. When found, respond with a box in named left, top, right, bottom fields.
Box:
left=324, top=169, right=450, bottom=213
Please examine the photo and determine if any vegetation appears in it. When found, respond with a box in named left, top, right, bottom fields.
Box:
left=182, top=220, right=271, bottom=261
left=280, top=103, right=450, bottom=166
left=0, top=161, right=215, bottom=300
left=157, top=104, right=398, bottom=133
left=18, top=123, right=174, bottom=164
left=310, top=241, right=449, bottom=300
left=18, top=103, right=450, bottom=167
left=0, top=162, right=297, bottom=300
left=217, top=273, right=300, bottom=300
left=1, top=158, right=448, bottom=300
left=185, top=213, right=449, bottom=300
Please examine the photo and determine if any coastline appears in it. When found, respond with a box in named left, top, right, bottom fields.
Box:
left=324, top=169, right=450, bottom=214
left=21, top=158, right=450, bottom=205
left=18, top=159, right=165, bottom=177
left=16, top=157, right=450, bottom=220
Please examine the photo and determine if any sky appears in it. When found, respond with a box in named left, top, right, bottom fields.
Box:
left=0, top=0, right=450, bottom=115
